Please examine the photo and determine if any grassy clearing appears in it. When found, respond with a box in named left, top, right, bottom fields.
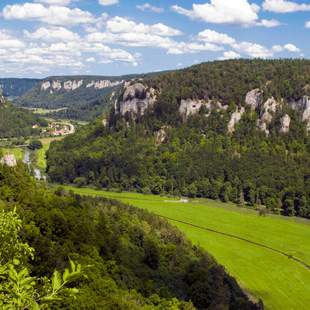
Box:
left=62, top=186, right=310, bottom=310
left=36, top=137, right=63, bottom=170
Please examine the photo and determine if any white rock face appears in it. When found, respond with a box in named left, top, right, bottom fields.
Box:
left=118, top=83, right=157, bottom=117
left=41, top=79, right=122, bottom=92
left=280, top=114, right=291, bottom=134
left=63, top=80, right=83, bottom=91
left=245, top=89, right=263, bottom=110
left=0, top=154, right=17, bottom=167
left=257, top=97, right=280, bottom=135
left=155, top=126, right=169, bottom=145
left=86, top=80, right=123, bottom=89
left=0, top=94, right=5, bottom=105
left=290, top=96, right=310, bottom=131
left=52, top=80, right=62, bottom=91
left=228, top=107, right=245, bottom=133
left=179, top=99, right=209, bottom=118
left=179, top=99, right=226, bottom=119
left=41, top=81, right=51, bottom=91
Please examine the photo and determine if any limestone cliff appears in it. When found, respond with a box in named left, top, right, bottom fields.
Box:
left=117, top=83, right=157, bottom=118
left=228, top=107, right=245, bottom=133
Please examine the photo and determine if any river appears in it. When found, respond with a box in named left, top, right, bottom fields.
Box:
left=23, top=149, right=44, bottom=181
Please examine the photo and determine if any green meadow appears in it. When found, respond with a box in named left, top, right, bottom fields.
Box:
left=63, top=186, right=310, bottom=310
left=36, top=137, right=63, bottom=170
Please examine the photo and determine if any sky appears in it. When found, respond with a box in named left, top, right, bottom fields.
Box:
left=0, top=0, right=309, bottom=78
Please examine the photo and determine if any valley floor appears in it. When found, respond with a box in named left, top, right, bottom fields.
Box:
left=62, top=186, right=310, bottom=310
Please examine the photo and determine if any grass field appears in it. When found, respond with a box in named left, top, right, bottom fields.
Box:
left=37, top=137, right=63, bottom=170
left=62, top=186, right=310, bottom=310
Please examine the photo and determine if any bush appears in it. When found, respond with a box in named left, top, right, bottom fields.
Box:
left=28, top=139, right=43, bottom=150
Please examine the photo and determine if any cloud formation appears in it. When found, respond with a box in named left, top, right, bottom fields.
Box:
left=99, top=0, right=119, bottom=6
left=3, top=3, right=93, bottom=26
left=137, top=3, right=164, bottom=13
left=171, top=0, right=280, bottom=27
left=263, top=0, right=310, bottom=13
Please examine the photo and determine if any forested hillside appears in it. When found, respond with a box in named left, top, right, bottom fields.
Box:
left=0, top=97, right=47, bottom=138
left=0, top=162, right=259, bottom=309
left=16, top=75, right=139, bottom=121
left=0, top=78, right=39, bottom=98
left=47, top=59, right=310, bottom=218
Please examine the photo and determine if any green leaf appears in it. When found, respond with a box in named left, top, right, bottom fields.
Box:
left=51, top=270, right=62, bottom=292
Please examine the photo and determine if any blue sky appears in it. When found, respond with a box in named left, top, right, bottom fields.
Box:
left=0, top=0, right=309, bottom=77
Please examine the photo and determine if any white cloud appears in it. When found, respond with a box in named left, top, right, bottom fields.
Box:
left=2, top=3, right=93, bottom=26
left=283, top=43, right=300, bottom=52
left=232, top=41, right=273, bottom=58
left=137, top=3, right=164, bottom=13
left=167, top=42, right=223, bottom=55
left=86, top=16, right=224, bottom=55
left=256, top=19, right=282, bottom=27
left=172, top=0, right=281, bottom=27
left=0, top=26, right=139, bottom=76
left=196, top=28, right=299, bottom=58
left=305, top=21, right=310, bottom=28
left=171, top=0, right=260, bottom=26
left=219, top=50, right=241, bottom=60
left=34, top=0, right=72, bottom=5
left=86, top=57, right=96, bottom=62
left=272, top=44, right=300, bottom=53
left=198, top=29, right=235, bottom=45
left=99, top=0, right=119, bottom=6
left=231, top=41, right=301, bottom=58
left=0, top=30, right=25, bottom=48
left=263, top=0, right=310, bottom=13
left=24, top=27, right=80, bottom=42
left=106, top=17, right=182, bottom=36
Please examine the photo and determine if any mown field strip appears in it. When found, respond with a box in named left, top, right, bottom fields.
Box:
left=155, top=214, right=310, bottom=271
left=63, top=186, right=310, bottom=310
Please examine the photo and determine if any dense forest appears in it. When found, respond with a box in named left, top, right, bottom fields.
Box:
left=47, top=60, right=310, bottom=219
left=16, top=75, right=138, bottom=121
left=0, top=161, right=260, bottom=309
left=0, top=100, right=47, bottom=138
left=0, top=78, right=39, bottom=97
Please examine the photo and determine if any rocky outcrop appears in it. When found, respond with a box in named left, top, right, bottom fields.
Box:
left=0, top=86, right=6, bottom=105
left=64, top=80, right=83, bottom=91
left=228, top=107, right=245, bottom=133
left=155, top=126, right=169, bottom=145
left=290, top=96, right=310, bottom=131
left=257, top=97, right=281, bottom=135
left=179, top=99, right=227, bottom=119
left=280, top=114, right=291, bottom=134
left=40, top=79, right=123, bottom=92
left=245, top=89, right=263, bottom=110
left=179, top=99, right=210, bottom=118
left=0, top=93, right=5, bottom=105
left=86, top=80, right=123, bottom=89
left=0, top=154, right=17, bottom=167
left=41, top=81, right=51, bottom=91
left=52, top=80, right=62, bottom=91
left=118, top=83, right=157, bottom=117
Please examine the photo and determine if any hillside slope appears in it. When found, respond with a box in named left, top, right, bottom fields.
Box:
left=0, top=94, right=47, bottom=138
left=0, top=78, right=39, bottom=98
left=64, top=186, right=310, bottom=310
left=16, top=75, right=141, bottom=121
left=0, top=162, right=260, bottom=309
left=47, top=59, right=310, bottom=218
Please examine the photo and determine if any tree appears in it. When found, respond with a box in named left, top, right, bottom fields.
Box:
left=28, top=139, right=43, bottom=150
left=0, top=208, right=84, bottom=309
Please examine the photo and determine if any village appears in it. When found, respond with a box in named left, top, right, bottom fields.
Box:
left=44, top=122, right=75, bottom=137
